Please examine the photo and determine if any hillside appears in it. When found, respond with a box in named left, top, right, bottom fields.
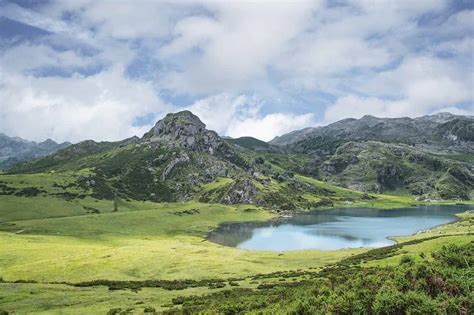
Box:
left=6, top=111, right=473, bottom=206
left=9, top=111, right=387, bottom=211
left=270, top=113, right=474, bottom=200
left=225, top=136, right=276, bottom=151
left=0, top=133, right=70, bottom=169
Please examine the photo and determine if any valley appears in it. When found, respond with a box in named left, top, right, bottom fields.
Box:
left=0, top=111, right=472, bottom=314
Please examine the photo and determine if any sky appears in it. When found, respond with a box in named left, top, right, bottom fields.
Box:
left=0, top=0, right=473, bottom=143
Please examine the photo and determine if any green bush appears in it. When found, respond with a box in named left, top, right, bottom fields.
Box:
left=166, top=243, right=474, bottom=314
left=399, top=255, right=414, bottom=265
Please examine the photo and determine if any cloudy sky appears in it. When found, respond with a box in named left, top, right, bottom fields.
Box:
left=0, top=0, right=473, bottom=143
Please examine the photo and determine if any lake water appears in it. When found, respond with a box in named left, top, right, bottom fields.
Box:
left=207, top=205, right=472, bottom=251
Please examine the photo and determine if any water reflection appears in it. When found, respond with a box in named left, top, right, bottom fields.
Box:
left=207, top=205, right=472, bottom=251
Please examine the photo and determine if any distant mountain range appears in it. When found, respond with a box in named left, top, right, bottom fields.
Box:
left=269, top=112, right=473, bottom=199
left=0, top=133, right=70, bottom=169
left=270, top=112, right=473, bottom=149
left=4, top=111, right=474, bottom=202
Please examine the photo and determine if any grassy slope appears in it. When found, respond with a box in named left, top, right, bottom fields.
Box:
left=1, top=211, right=463, bottom=315
left=0, top=170, right=472, bottom=313
left=0, top=201, right=363, bottom=283
left=363, top=211, right=474, bottom=268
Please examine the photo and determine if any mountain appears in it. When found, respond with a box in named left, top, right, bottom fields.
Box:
left=7, top=111, right=473, bottom=202
left=0, top=133, right=71, bottom=169
left=225, top=136, right=276, bottom=151
left=8, top=111, right=290, bottom=207
left=269, top=127, right=318, bottom=146
left=270, top=113, right=474, bottom=199
left=271, top=113, right=473, bottom=153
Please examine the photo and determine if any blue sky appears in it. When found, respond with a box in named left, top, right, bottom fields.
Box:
left=0, top=0, right=472, bottom=142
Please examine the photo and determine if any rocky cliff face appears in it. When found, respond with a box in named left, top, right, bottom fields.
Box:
left=9, top=111, right=256, bottom=204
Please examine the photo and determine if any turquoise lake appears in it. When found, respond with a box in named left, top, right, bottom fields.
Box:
left=207, top=205, right=473, bottom=251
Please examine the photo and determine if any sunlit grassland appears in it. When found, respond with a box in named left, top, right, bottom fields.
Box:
left=0, top=282, right=230, bottom=314
left=0, top=197, right=362, bottom=313
left=1, top=171, right=472, bottom=313
left=0, top=200, right=363, bottom=283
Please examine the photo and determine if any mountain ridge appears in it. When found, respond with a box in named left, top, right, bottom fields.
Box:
left=5, top=111, right=474, bottom=203
left=270, top=112, right=473, bottom=148
left=0, top=133, right=71, bottom=169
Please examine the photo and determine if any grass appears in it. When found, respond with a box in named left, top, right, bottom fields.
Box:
left=363, top=211, right=474, bottom=268
left=0, top=171, right=472, bottom=313
left=0, top=282, right=225, bottom=314
left=0, top=196, right=362, bottom=313
left=0, top=201, right=363, bottom=283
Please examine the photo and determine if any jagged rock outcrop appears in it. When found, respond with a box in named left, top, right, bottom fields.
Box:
left=142, top=111, right=224, bottom=154
left=223, top=179, right=257, bottom=204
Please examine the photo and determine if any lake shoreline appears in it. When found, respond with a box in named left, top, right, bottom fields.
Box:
left=208, top=204, right=474, bottom=252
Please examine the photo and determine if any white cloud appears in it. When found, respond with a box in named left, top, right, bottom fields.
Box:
left=0, top=0, right=472, bottom=142
left=0, top=1, right=93, bottom=40
left=438, top=9, right=474, bottom=35
left=0, top=64, right=170, bottom=143
left=161, top=0, right=321, bottom=94
left=324, top=96, right=412, bottom=122
left=0, top=43, right=96, bottom=73
left=33, top=0, right=182, bottom=40
left=226, top=112, right=316, bottom=141
left=186, top=93, right=315, bottom=141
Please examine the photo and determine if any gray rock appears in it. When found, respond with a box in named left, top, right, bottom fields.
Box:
left=223, top=179, right=257, bottom=204
left=161, top=153, right=190, bottom=181
left=142, top=111, right=224, bottom=153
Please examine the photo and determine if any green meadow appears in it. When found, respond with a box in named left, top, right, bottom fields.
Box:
left=0, top=172, right=472, bottom=314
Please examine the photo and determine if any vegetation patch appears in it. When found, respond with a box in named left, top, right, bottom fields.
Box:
left=14, top=187, right=46, bottom=197
left=162, top=242, right=474, bottom=314
left=72, top=278, right=227, bottom=291
left=173, top=208, right=200, bottom=216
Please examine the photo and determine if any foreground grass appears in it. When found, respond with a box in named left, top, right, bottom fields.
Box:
left=162, top=241, right=474, bottom=314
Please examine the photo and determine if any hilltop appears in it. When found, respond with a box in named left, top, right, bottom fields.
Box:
left=270, top=113, right=474, bottom=149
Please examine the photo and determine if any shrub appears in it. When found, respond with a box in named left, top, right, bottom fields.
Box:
left=432, top=244, right=473, bottom=268
left=400, top=255, right=414, bottom=265
left=373, top=286, right=405, bottom=314
left=107, top=308, right=122, bottom=315
left=172, top=296, right=185, bottom=305
left=143, top=306, right=156, bottom=313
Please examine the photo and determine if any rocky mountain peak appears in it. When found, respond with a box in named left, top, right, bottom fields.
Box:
left=142, top=110, right=223, bottom=153
left=38, top=139, right=58, bottom=148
